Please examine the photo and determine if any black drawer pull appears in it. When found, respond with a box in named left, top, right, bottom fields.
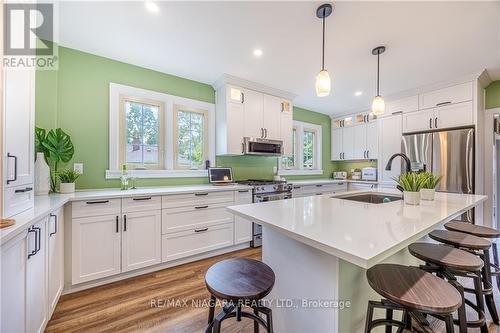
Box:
left=316, top=184, right=323, bottom=187
left=7, top=153, right=17, bottom=184
left=293, top=186, right=301, bottom=189
left=15, top=187, right=33, bottom=193
left=124, top=215, right=127, bottom=232
left=194, top=228, right=208, bottom=233
left=436, top=101, right=451, bottom=107
left=115, top=216, right=119, bottom=233
left=316, top=193, right=323, bottom=195
left=86, top=200, right=109, bottom=205
left=195, top=205, right=209, bottom=209
left=194, top=193, right=209, bottom=196
left=49, top=213, right=57, bottom=237
left=238, top=190, right=249, bottom=193
left=132, top=197, right=152, bottom=201
left=27, top=227, right=37, bottom=259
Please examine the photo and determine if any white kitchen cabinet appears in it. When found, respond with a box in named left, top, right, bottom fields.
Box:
left=26, top=218, right=48, bottom=333
left=243, top=89, right=265, bottom=139
left=402, top=108, right=435, bottom=133
left=403, top=101, right=473, bottom=133
left=332, top=115, right=354, bottom=129
left=347, top=182, right=377, bottom=191
left=72, top=214, right=121, bottom=284
left=331, top=128, right=343, bottom=161
left=292, top=183, right=347, bottom=197
left=366, top=122, right=378, bottom=160
left=3, top=68, right=35, bottom=217
left=281, top=111, right=294, bottom=156
left=378, top=115, right=403, bottom=186
left=353, top=124, right=368, bottom=159
left=342, top=126, right=355, bottom=160
left=1, top=232, right=27, bottom=333
left=122, top=210, right=162, bottom=272
left=385, top=95, right=419, bottom=115
left=263, top=94, right=282, bottom=139
left=47, top=208, right=64, bottom=316
left=419, top=82, right=473, bottom=110
left=234, top=189, right=253, bottom=244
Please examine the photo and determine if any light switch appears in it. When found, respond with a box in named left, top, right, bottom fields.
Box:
left=74, top=163, right=84, bottom=174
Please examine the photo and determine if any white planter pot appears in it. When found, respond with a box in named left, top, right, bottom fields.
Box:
left=420, top=188, right=436, bottom=201
left=404, top=191, right=421, bottom=205
left=59, top=182, right=75, bottom=194
left=34, top=152, right=50, bottom=195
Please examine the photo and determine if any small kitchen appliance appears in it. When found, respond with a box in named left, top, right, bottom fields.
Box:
left=361, top=167, right=377, bottom=181
left=243, top=137, right=283, bottom=156
left=333, top=171, right=347, bottom=180
left=351, top=169, right=362, bottom=180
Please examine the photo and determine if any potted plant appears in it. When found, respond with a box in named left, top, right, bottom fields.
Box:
left=57, top=169, right=80, bottom=193
left=420, top=172, right=442, bottom=201
left=394, top=172, right=427, bottom=205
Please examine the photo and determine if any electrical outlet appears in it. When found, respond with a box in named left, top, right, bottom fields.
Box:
left=74, top=163, right=84, bottom=174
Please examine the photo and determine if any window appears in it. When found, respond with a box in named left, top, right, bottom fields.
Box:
left=174, top=105, right=208, bottom=169
left=120, top=96, right=164, bottom=169
left=279, top=121, right=322, bottom=176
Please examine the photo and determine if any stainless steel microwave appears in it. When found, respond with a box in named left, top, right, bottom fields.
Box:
left=243, top=137, right=283, bottom=156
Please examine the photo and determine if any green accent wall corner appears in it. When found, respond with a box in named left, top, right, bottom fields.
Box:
left=486, top=80, right=500, bottom=109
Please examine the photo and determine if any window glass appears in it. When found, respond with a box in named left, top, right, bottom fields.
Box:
left=282, top=128, right=296, bottom=169
left=175, top=108, right=207, bottom=169
left=303, top=130, right=315, bottom=169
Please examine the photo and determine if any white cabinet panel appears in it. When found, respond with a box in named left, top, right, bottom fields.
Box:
left=385, top=95, right=419, bottom=115
left=366, top=121, right=378, bottom=160
left=402, top=109, right=434, bottom=133
left=353, top=124, right=367, bottom=160
left=72, top=198, right=121, bottom=218
left=162, top=191, right=233, bottom=209
left=47, top=208, right=64, bottom=316
left=122, top=196, right=161, bottom=213
left=347, top=183, right=377, bottom=191
left=234, top=189, right=253, bottom=244
left=243, top=89, right=264, bottom=138
left=26, top=218, right=48, bottom=333
left=435, top=101, right=473, bottom=130
left=342, top=126, right=355, bottom=160
left=378, top=115, right=403, bottom=185
left=331, top=128, right=343, bottom=161
left=280, top=112, right=293, bottom=156
left=122, top=210, right=161, bottom=272
left=263, top=94, right=281, bottom=139
left=1, top=232, right=27, bottom=333
left=72, top=214, right=121, bottom=284
left=226, top=100, right=245, bottom=154
left=419, top=82, right=473, bottom=110
left=162, top=202, right=233, bottom=234
left=3, top=184, right=34, bottom=218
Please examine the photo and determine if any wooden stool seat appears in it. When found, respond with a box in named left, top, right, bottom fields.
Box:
left=205, top=258, right=275, bottom=301
left=429, top=230, right=491, bottom=250
left=408, top=243, right=483, bottom=271
left=367, top=264, right=462, bottom=314
left=444, top=221, right=500, bottom=238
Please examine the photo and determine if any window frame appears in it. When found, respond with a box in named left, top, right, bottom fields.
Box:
left=173, top=104, right=209, bottom=170
left=119, top=95, right=165, bottom=170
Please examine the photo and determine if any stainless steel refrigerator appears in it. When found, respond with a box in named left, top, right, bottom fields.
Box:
left=402, top=128, right=475, bottom=222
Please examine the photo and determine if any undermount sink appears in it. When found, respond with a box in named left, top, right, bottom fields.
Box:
left=335, top=193, right=402, bottom=204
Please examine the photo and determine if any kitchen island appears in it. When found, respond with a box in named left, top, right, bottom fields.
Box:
left=228, top=189, right=487, bottom=333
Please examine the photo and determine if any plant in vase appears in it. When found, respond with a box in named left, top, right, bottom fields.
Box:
left=34, top=127, right=51, bottom=195
left=393, top=172, right=427, bottom=205
left=57, top=169, right=80, bottom=193
left=420, top=172, right=442, bottom=201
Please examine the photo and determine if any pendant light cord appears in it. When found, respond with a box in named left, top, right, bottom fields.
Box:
left=376, top=51, right=380, bottom=96
left=322, top=8, right=325, bottom=70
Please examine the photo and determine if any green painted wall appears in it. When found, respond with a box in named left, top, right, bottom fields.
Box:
left=36, top=46, right=337, bottom=189
left=486, top=80, right=500, bottom=109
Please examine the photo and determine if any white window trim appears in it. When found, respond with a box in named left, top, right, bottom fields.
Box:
left=108, top=83, right=215, bottom=179
left=279, top=120, right=323, bottom=176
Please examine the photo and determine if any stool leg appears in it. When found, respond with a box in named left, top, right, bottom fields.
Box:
left=493, top=242, right=500, bottom=291
left=253, top=307, right=259, bottom=333
left=385, top=308, right=393, bottom=333
left=208, top=295, right=216, bottom=324
left=236, top=304, right=242, bottom=321
left=265, top=309, right=273, bottom=333
left=364, top=301, right=375, bottom=333
left=473, top=273, right=489, bottom=333
left=447, top=278, right=467, bottom=333
left=444, top=314, right=454, bottom=333
left=482, top=249, right=500, bottom=324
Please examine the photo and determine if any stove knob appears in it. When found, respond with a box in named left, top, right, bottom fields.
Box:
left=273, top=186, right=277, bottom=190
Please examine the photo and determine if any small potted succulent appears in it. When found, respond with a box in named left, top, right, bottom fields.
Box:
left=57, top=169, right=80, bottom=193
left=394, top=172, right=427, bottom=205
left=420, top=172, right=442, bottom=201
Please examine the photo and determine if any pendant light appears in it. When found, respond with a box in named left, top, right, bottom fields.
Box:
left=315, top=4, right=333, bottom=97
left=371, top=46, right=386, bottom=115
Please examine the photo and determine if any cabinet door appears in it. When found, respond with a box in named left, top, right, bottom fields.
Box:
left=234, top=190, right=252, bottom=244
left=263, top=94, right=282, bottom=139
left=331, top=128, right=343, bottom=161
left=72, top=215, right=121, bottom=284
left=385, top=95, right=419, bottom=115
left=353, top=124, right=367, bottom=159
left=243, top=89, right=264, bottom=138
left=26, top=218, right=48, bottom=333
left=1, top=232, right=27, bottom=333
left=402, top=109, right=435, bottom=133
left=366, top=121, right=378, bottom=159
left=226, top=98, right=245, bottom=155
left=47, top=208, right=64, bottom=316
left=4, top=68, right=35, bottom=188
left=281, top=112, right=293, bottom=156
left=435, top=101, right=473, bottom=130
left=342, top=126, right=355, bottom=160
left=378, top=115, right=402, bottom=185
left=419, top=82, right=473, bottom=110
left=122, top=210, right=162, bottom=272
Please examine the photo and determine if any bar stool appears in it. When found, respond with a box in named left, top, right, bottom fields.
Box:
left=429, top=229, right=500, bottom=324
left=204, top=258, right=275, bottom=333
left=408, top=242, right=487, bottom=333
left=445, top=221, right=500, bottom=291
left=365, top=263, right=462, bottom=333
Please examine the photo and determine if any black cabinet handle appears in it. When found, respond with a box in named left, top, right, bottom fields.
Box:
left=316, top=184, right=323, bottom=187
left=115, top=216, right=119, bottom=233
left=123, top=215, right=127, bottom=232
left=429, top=118, right=433, bottom=129
left=194, top=193, right=208, bottom=196
left=434, top=117, right=438, bottom=128
left=367, top=150, right=370, bottom=159
left=86, top=200, right=109, bottom=205
left=195, top=205, right=209, bottom=209
left=194, top=228, right=208, bottom=233
left=238, top=190, right=249, bottom=193
left=27, top=227, right=37, bottom=259
left=132, top=197, right=151, bottom=201
left=293, top=186, right=301, bottom=189
left=241, top=92, right=245, bottom=104
left=6, top=153, right=17, bottom=184
left=316, top=193, right=323, bottom=195
left=15, top=186, right=33, bottom=193
left=49, top=213, right=57, bottom=237
left=33, top=226, right=41, bottom=254
left=281, top=102, right=284, bottom=112
left=436, top=101, right=451, bottom=107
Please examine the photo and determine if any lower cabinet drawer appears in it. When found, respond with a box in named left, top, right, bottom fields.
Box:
left=162, top=191, right=234, bottom=209
left=3, top=184, right=34, bottom=217
left=72, top=199, right=121, bottom=218
left=162, top=203, right=233, bottom=234
left=162, top=223, right=234, bottom=262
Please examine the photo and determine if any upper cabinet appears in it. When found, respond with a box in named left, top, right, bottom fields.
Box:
left=214, top=77, right=295, bottom=155
left=419, top=82, right=473, bottom=110
left=385, top=95, right=419, bottom=115
left=331, top=112, right=377, bottom=161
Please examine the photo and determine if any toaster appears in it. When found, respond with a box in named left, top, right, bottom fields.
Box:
left=333, top=171, right=347, bottom=180
left=361, top=167, right=377, bottom=181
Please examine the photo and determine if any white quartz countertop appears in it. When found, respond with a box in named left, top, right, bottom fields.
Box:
left=228, top=189, right=487, bottom=268
left=288, top=179, right=379, bottom=186
left=0, top=184, right=252, bottom=245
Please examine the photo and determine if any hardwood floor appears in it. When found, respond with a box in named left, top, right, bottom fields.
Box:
left=47, top=247, right=500, bottom=333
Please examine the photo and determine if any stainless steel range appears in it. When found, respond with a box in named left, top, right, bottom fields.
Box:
left=236, top=179, right=292, bottom=247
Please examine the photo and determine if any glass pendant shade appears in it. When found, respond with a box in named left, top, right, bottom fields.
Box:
left=315, top=69, right=331, bottom=97
left=371, top=95, right=385, bottom=115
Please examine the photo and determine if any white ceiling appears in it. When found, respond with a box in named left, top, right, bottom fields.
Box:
left=58, top=1, right=500, bottom=115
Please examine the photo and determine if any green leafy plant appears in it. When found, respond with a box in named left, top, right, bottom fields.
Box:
left=421, top=172, right=442, bottom=189
left=35, top=127, right=75, bottom=191
left=57, top=169, right=80, bottom=183
left=393, top=172, right=427, bottom=192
